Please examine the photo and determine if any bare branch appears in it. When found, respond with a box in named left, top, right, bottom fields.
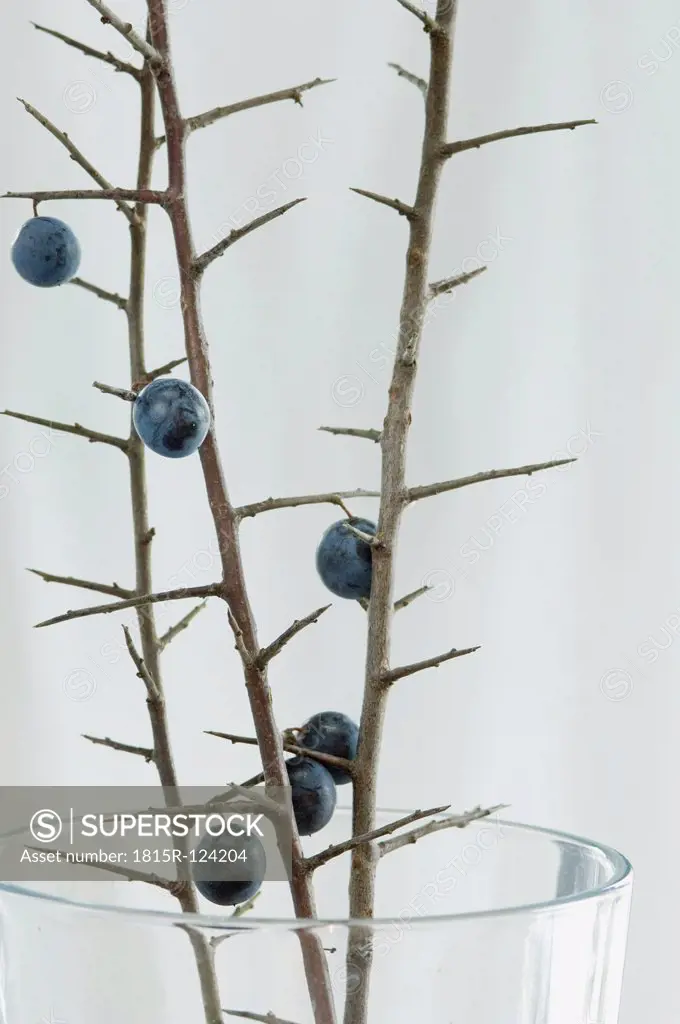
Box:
left=442, top=119, right=597, bottom=158
left=210, top=893, right=263, bottom=951
left=429, top=265, right=487, bottom=297
left=227, top=608, right=253, bottom=665
left=143, top=357, right=188, bottom=383
left=224, top=1012, right=300, bottom=1024
left=347, top=3, right=460, bottom=1016
left=122, top=624, right=160, bottom=700
left=407, top=456, right=576, bottom=502
left=230, top=892, right=262, bottom=918
left=147, top=0, right=337, bottom=1014
left=318, top=426, right=381, bottom=443
left=24, top=847, right=175, bottom=889
left=153, top=784, right=285, bottom=822
left=238, top=769, right=266, bottom=789
left=27, top=568, right=132, bottom=599
left=82, top=734, right=155, bottom=762
left=113, top=54, right=222, bottom=1018
left=394, top=0, right=438, bottom=32
left=349, top=188, right=414, bottom=218
left=18, top=99, right=136, bottom=223
left=93, top=380, right=138, bottom=402
left=205, top=730, right=354, bottom=778
left=31, top=22, right=141, bottom=77
left=1, top=410, right=128, bottom=452
left=71, top=277, right=128, bottom=310
left=82, top=0, right=162, bottom=62
left=387, top=62, right=427, bottom=97
left=394, top=584, right=431, bottom=611
left=236, top=489, right=379, bottom=521
left=158, top=600, right=208, bottom=651
left=305, top=806, right=450, bottom=872
left=381, top=645, right=480, bottom=684
left=193, top=198, right=307, bottom=275
left=256, top=605, right=331, bottom=668
left=344, top=523, right=377, bottom=546
left=178, top=77, right=335, bottom=139
left=379, top=804, right=508, bottom=856
left=33, top=584, right=220, bottom=629
left=1, top=188, right=165, bottom=204
left=18, top=19, right=224, bottom=1017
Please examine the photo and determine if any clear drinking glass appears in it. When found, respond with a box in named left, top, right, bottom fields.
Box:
left=0, top=810, right=632, bottom=1024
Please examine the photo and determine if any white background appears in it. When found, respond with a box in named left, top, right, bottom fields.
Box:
left=0, top=0, right=676, bottom=1020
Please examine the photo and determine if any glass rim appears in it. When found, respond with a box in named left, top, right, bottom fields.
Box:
left=0, top=814, right=632, bottom=932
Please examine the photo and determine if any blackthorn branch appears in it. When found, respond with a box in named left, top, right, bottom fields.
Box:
left=70, top=276, right=128, bottom=310
left=27, top=568, right=132, bottom=599
left=387, top=62, right=427, bottom=98
left=405, top=456, right=577, bottom=503
left=224, top=1011, right=300, bottom=1024
left=32, top=583, right=220, bottom=628
left=31, top=21, right=142, bottom=77
left=235, top=490, right=379, bottom=521
left=441, top=118, right=597, bottom=158
left=24, top=846, right=176, bottom=889
left=317, top=427, right=382, bottom=443
left=157, top=599, right=208, bottom=650
left=343, top=524, right=379, bottom=547
left=381, top=644, right=481, bottom=684
left=377, top=804, right=508, bottom=857
left=1, top=187, right=165, bottom=204
left=82, top=734, right=155, bottom=762
left=7, top=11, right=225, bottom=1022
left=304, top=806, right=450, bottom=872
left=428, top=265, right=487, bottom=297
left=393, top=584, right=432, bottom=611
left=154, top=77, right=335, bottom=146
left=192, top=198, right=309, bottom=275
left=83, top=0, right=162, bottom=62
left=394, top=0, right=439, bottom=32
left=92, top=380, right=138, bottom=401
left=144, top=356, right=188, bottom=382
left=143, top=0, right=337, bottom=1016
left=1, top=409, right=129, bottom=451
left=206, top=891, right=262, bottom=952
left=18, top=98, right=137, bottom=223
left=348, top=188, right=414, bottom=219
left=255, top=605, right=332, bottom=668
left=205, top=731, right=355, bottom=779
left=122, top=623, right=161, bottom=700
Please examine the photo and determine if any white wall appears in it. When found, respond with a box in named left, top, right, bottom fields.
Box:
left=0, top=0, right=677, bottom=1021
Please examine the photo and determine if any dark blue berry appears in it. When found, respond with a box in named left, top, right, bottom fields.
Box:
left=297, top=711, right=358, bottom=785
left=286, top=756, right=337, bottom=835
left=11, top=216, right=81, bottom=287
left=133, top=377, right=210, bottom=459
left=315, top=518, right=376, bottom=599
left=193, top=829, right=266, bottom=907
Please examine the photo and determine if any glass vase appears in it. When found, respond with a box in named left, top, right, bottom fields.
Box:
left=0, top=810, right=632, bottom=1024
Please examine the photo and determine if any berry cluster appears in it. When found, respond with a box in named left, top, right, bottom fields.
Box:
left=194, top=710, right=360, bottom=907
left=10, top=220, right=375, bottom=910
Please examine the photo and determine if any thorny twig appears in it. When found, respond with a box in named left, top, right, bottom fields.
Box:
left=205, top=730, right=355, bottom=778
left=378, top=803, right=508, bottom=856
left=144, top=2, right=337, bottom=1020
